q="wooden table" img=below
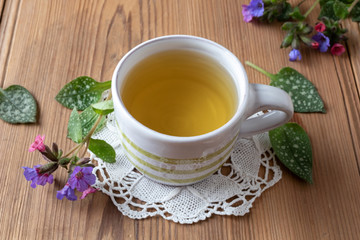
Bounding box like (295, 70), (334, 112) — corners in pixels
(1, 0), (359, 239)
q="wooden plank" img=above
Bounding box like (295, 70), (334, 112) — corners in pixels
(344, 20), (360, 97)
(0, 0), (21, 87)
(342, 20), (360, 168)
(0, 0), (359, 239)
(0, 0), (5, 20)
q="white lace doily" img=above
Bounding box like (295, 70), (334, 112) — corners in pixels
(90, 114), (282, 224)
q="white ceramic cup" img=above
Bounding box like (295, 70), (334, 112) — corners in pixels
(112, 35), (293, 186)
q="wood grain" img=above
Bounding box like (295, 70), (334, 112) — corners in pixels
(0, 0), (359, 239)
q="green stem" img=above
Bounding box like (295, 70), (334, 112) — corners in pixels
(79, 91), (112, 158)
(303, 0), (320, 18)
(348, 0), (359, 13)
(91, 80), (112, 92)
(63, 144), (81, 158)
(245, 61), (275, 79)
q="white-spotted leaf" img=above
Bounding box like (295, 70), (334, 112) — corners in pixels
(67, 107), (82, 143)
(79, 106), (106, 137)
(55, 76), (111, 110)
(269, 123), (313, 183)
(0, 85), (37, 123)
(89, 138), (116, 163)
(245, 62), (325, 113)
(91, 100), (114, 115)
(271, 68), (325, 113)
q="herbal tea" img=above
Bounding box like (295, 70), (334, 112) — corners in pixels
(121, 50), (237, 137)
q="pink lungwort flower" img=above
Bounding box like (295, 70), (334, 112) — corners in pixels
(68, 166), (96, 192)
(242, 0), (264, 22)
(311, 42), (319, 49)
(315, 22), (326, 32)
(57, 184), (77, 201)
(80, 187), (97, 199)
(22, 165), (54, 188)
(29, 135), (46, 152)
(330, 43), (346, 56)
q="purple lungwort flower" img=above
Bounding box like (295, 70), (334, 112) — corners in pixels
(68, 166), (96, 192)
(57, 184), (77, 201)
(22, 165), (54, 188)
(289, 49), (302, 62)
(242, 0), (264, 22)
(312, 32), (330, 53)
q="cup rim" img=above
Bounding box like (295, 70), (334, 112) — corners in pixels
(111, 35), (249, 143)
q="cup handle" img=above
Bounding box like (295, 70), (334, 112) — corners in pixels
(238, 83), (294, 138)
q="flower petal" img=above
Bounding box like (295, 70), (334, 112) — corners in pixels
(76, 180), (89, 192)
(80, 187), (97, 199)
(66, 187), (77, 201)
(81, 167), (93, 175)
(68, 176), (77, 189)
(83, 173), (96, 186)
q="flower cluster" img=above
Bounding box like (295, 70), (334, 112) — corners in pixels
(23, 135), (97, 201)
(242, 0), (264, 22)
(241, 0), (358, 61)
(57, 166), (96, 201)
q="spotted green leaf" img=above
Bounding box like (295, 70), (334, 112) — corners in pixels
(79, 106), (106, 137)
(318, 1), (340, 20)
(0, 85), (37, 123)
(67, 107), (82, 143)
(276, 2), (293, 21)
(89, 138), (116, 163)
(269, 123), (313, 183)
(91, 100), (114, 115)
(333, 0), (348, 19)
(270, 67), (325, 113)
(245, 62), (325, 113)
(55, 76), (111, 110)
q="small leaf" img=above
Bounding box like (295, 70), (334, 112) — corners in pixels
(350, 2), (360, 22)
(67, 107), (83, 143)
(79, 106), (106, 137)
(55, 76), (111, 110)
(52, 143), (59, 156)
(76, 157), (91, 165)
(89, 138), (116, 163)
(318, 1), (340, 20)
(38, 162), (58, 175)
(58, 149), (63, 158)
(333, 0), (349, 19)
(299, 35), (313, 46)
(276, 2), (293, 21)
(41, 153), (53, 162)
(59, 158), (71, 167)
(281, 32), (294, 48)
(289, 7), (305, 21)
(0, 85), (37, 123)
(281, 22), (295, 31)
(91, 100), (114, 115)
(271, 67), (326, 113)
(291, 35), (300, 49)
(269, 123), (313, 183)
(41, 145), (58, 162)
